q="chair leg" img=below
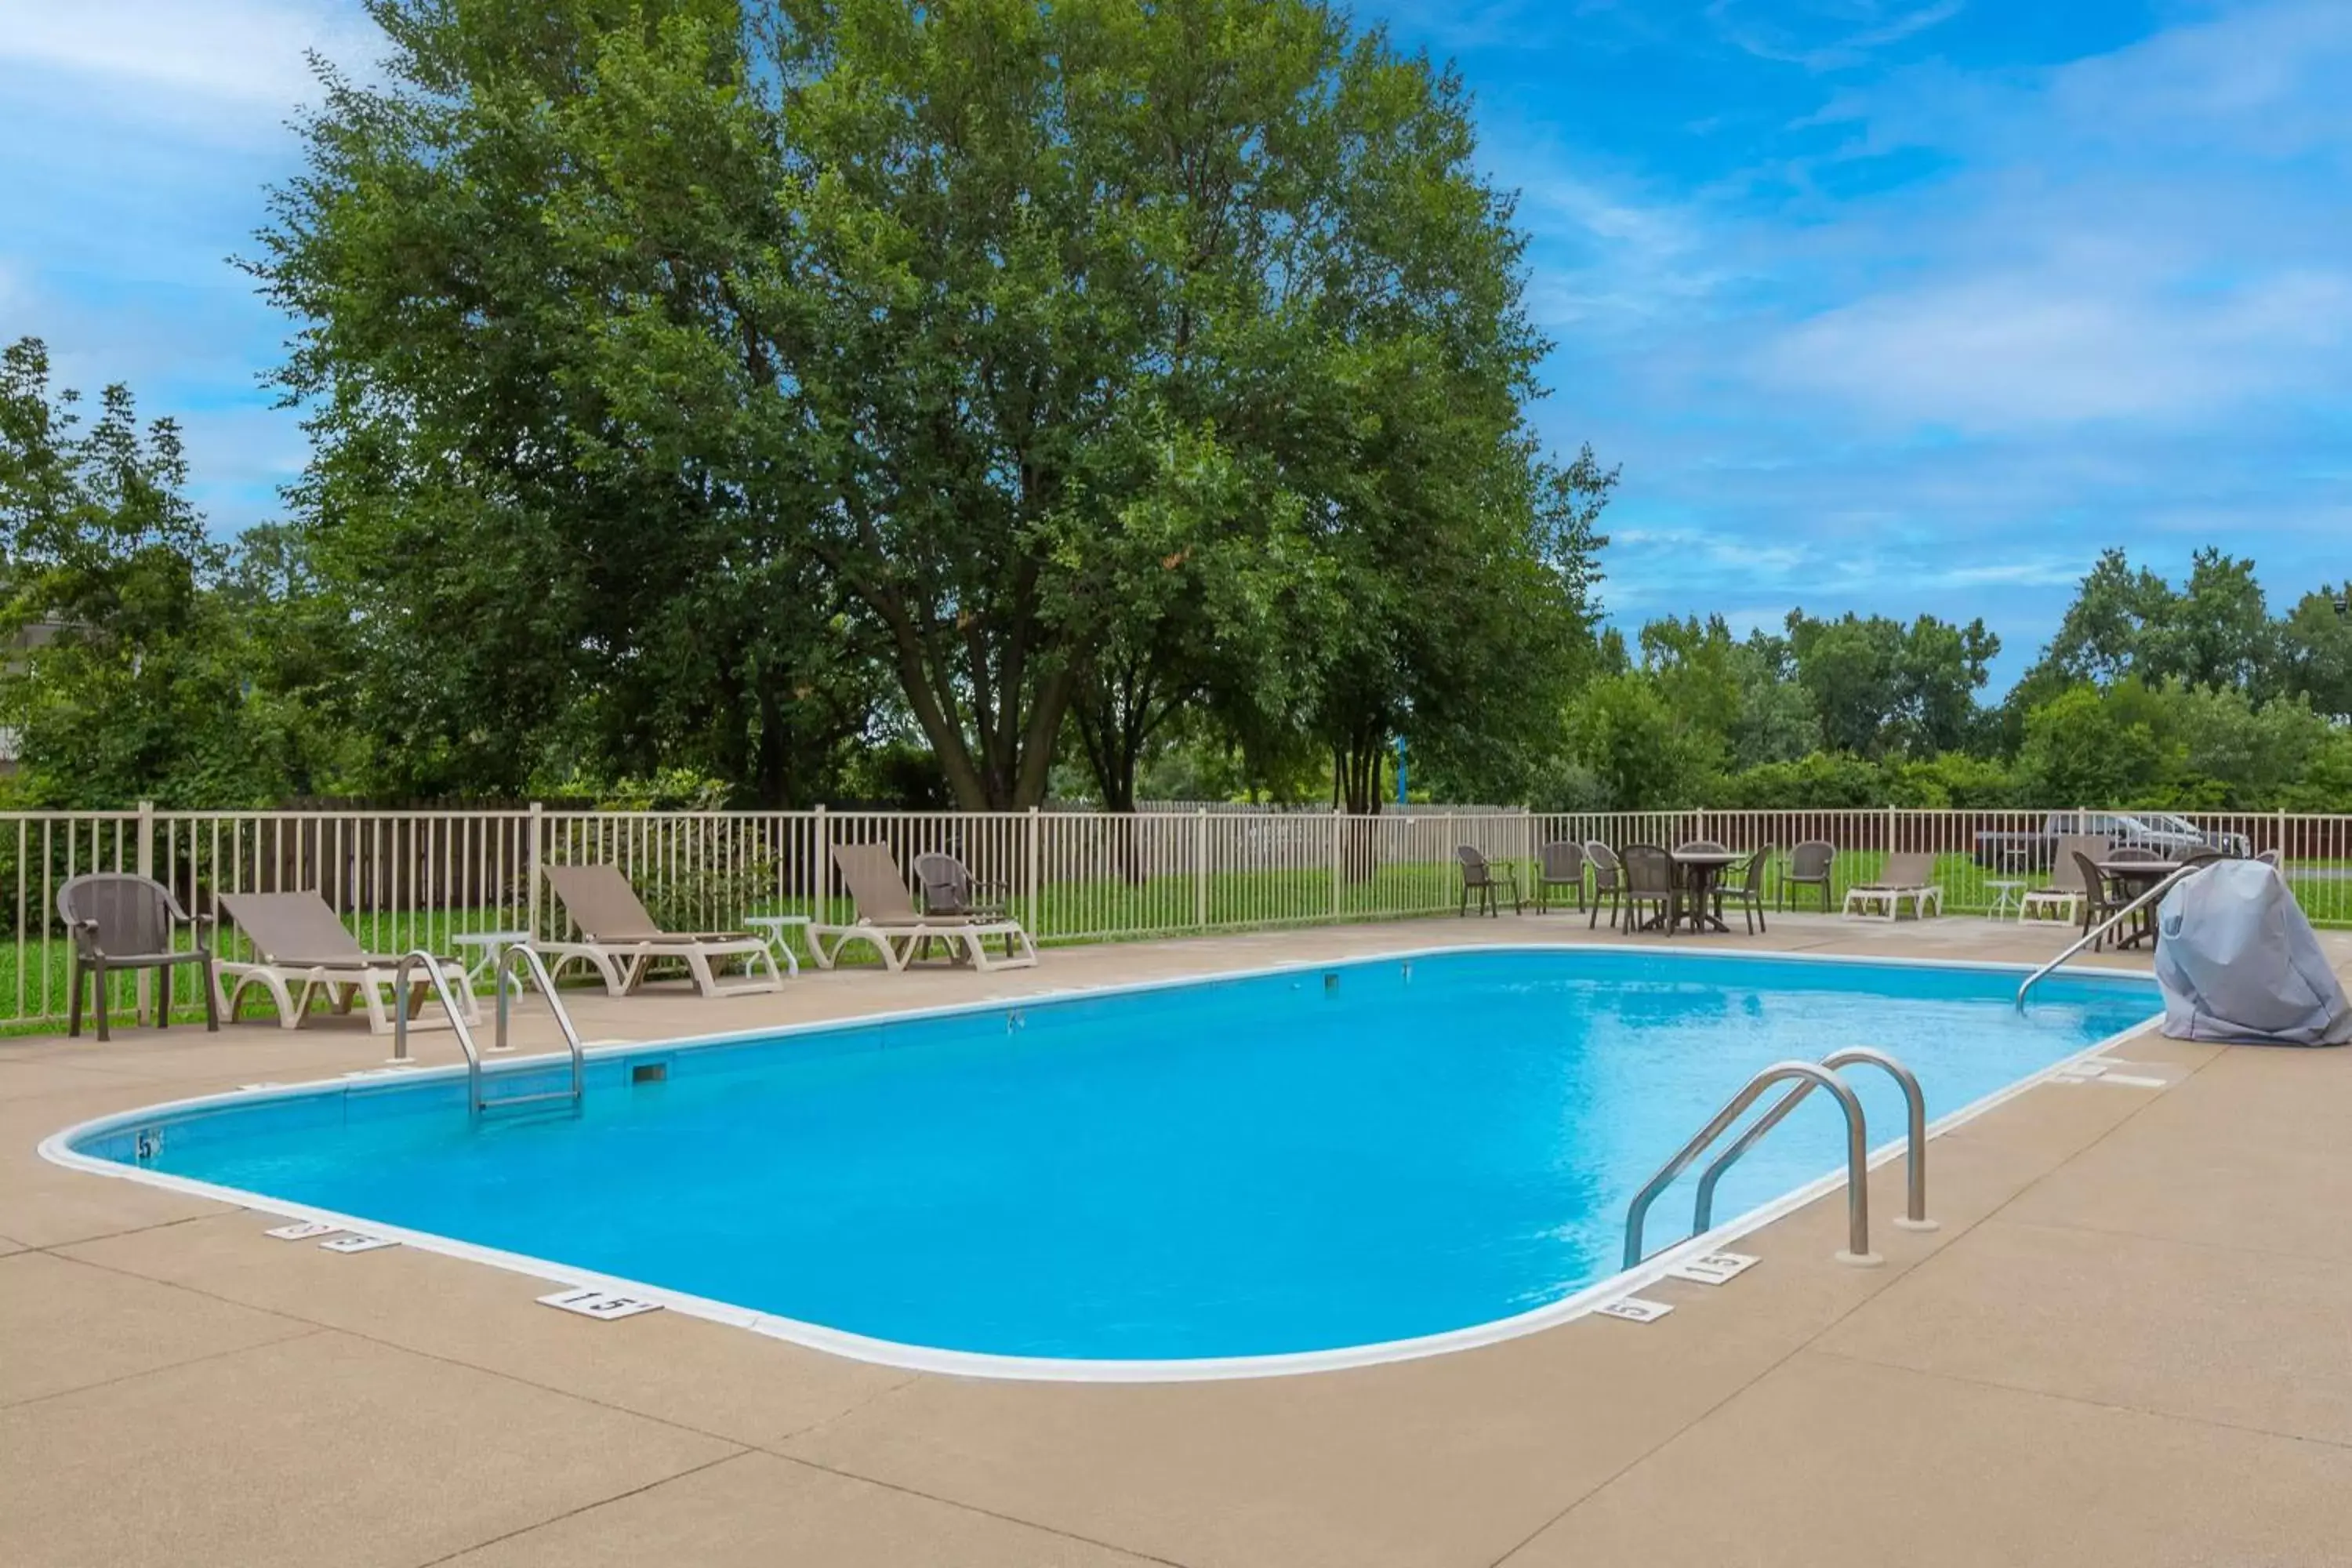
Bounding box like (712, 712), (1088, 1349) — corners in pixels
(67, 957), (84, 1038)
(158, 963), (172, 1029)
(94, 959), (111, 1043)
(201, 957), (220, 1031)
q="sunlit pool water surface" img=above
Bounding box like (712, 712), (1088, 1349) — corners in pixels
(71, 948), (2155, 1364)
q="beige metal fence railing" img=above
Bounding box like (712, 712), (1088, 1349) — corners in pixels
(2, 804), (2341, 1031)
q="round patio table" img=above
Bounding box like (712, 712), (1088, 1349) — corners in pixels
(1670, 849), (1747, 934)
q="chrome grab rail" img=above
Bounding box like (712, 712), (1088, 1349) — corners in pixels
(1624, 1061), (1878, 1270)
(491, 943), (584, 1112)
(1693, 1047), (1935, 1236)
(393, 946), (583, 1116)
(2015, 860), (2205, 1011)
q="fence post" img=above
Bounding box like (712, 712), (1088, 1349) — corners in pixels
(136, 800), (154, 1022)
(1195, 808), (1209, 932)
(1886, 803), (1896, 855)
(2276, 808), (2287, 861)
(813, 804), (830, 922)
(1026, 806), (1041, 938)
(526, 801), (543, 939)
(1331, 808), (1343, 919)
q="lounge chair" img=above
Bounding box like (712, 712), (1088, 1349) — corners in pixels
(58, 873), (220, 1042)
(1534, 841), (1585, 913)
(2020, 833), (2111, 925)
(1618, 844), (1679, 934)
(535, 865), (784, 997)
(913, 851), (1013, 924)
(1584, 840), (1624, 929)
(1781, 840), (1835, 912)
(1456, 846), (1523, 916)
(811, 842), (1038, 971)
(1714, 844), (1773, 935)
(215, 891), (476, 1034)
(1843, 853), (1944, 921)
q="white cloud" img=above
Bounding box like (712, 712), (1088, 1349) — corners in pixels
(1708, 0), (1966, 73)
(0, 0), (375, 107)
(1758, 267), (2352, 430)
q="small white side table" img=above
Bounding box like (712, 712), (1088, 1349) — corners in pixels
(1984, 880), (2025, 921)
(743, 915), (809, 977)
(452, 930), (534, 993)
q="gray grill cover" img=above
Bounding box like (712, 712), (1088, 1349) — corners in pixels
(2154, 861), (2350, 1047)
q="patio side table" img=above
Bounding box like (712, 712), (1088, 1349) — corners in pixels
(743, 914), (808, 978)
(452, 930), (534, 996)
(1984, 880), (2025, 921)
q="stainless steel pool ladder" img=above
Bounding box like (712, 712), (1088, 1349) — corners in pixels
(1622, 1047), (1934, 1271)
(392, 946), (585, 1116)
(2015, 860), (2204, 1012)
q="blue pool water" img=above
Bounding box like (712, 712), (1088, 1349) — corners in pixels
(73, 949), (2155, 1363)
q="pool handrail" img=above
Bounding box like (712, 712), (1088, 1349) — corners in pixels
(1624, 1060), (1877, 1270)
(2015, 858), (2205, 1011)
(1691, 1047), (1934, 1236)
(491, 942), (586, 1112)
(392, 947), (583, 1116)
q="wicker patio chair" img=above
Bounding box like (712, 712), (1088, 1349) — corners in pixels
(1618, 844), (1679, 935)
(1534, 840), (1585, 913)
(1457, 846), (1523, 917)
(57, 873), (219, 1042)
(1781, 840), (1835, 912)
(1715, 844), (1774, 935)
(1584, 840), (1624, 930)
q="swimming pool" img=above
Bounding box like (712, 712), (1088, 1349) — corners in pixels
(51, 947), (2157, 1377)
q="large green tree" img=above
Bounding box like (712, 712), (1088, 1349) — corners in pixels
(258, 0), (1598, 811)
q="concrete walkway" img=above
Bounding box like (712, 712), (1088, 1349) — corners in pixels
(4, 913), (2350, 1566)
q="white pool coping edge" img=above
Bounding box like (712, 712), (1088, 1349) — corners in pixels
(38, 940), (2165, 1383)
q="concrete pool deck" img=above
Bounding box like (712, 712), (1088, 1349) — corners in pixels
(4, 912), (2350, 1566)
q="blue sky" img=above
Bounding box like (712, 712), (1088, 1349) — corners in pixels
(2, 1), (2344, 689)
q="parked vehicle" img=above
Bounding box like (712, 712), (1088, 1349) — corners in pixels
(1973, 811), (2252, 869)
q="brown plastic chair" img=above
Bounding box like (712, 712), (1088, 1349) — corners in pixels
(2072, 850), (2130, 951)
(1781, 840), (1835, 912)
(1715, 844), (1774, 935)
(1457, 847), (1523, 917)
(913, 851), (1012, 923)
(57, 873), (218, 1042)
(1583, 840), (1624, 929)
(1619, 844), (1679, 935)
(1534, 841), (1585, 913)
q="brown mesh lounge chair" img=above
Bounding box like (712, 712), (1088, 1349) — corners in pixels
(1534, 841), (1585, 913)
(537, 865), (784, 997)
(1456, 847), (1523, 916)
(913, 851), (1013, 924)
(1715, 844), (1774, 935)
(2020, 833), (2111, 925)
(1618, 844), (1679, 934)
(1584, 840), (1624, 929)
(58, 873), (219, 1042)
(216, 891), (477, 1034)
(1780, 840), (1835, 912)
(811, 843), (1037, 971)
(1843, 853), (1943, 920)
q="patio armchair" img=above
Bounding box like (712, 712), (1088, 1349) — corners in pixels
(1584, 840), (1624, 930)
(913, 851), (1013, 924)
(1456, 847), (1523, 917)
(1617, 844), (1680, 935)
(57, 873), (219, 1042)
(2072, 849), (2132, 952)
(1534, 840), (1586, 913)
(1714, 844), (1774, 936)
(1780, 840), (1835, 912)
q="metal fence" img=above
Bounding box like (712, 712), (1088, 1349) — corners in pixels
(7, 803), (2344, 1031)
